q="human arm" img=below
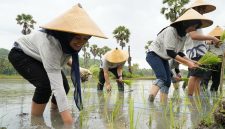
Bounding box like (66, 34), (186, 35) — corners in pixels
(67, 58), (72, 67)
(189, 31), (220, 45)
(39, 42), (73, 125)
(103, 68), (111, 92)
(167, 50), (198, 68)
(117, 65), (123, 82)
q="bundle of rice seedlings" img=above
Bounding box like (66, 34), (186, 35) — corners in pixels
(220, 30), (225, 43)
(181, 78), (189, 84)
(122, 80), (132, 86)
(198, 52), (222, 66)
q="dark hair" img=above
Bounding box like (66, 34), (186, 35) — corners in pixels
(171, 20), (202, 37)
(41, 29), (74, 44)
(40, 29), (76, 53)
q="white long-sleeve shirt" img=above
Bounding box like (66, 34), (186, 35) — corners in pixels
(16, 31), (71, 112)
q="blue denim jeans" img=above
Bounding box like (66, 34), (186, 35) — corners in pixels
(146, 51), (171, 94)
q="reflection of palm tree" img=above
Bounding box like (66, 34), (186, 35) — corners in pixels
(16, 13), (36, 35)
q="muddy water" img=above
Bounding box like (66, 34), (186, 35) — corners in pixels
(0, 79), (224, 129)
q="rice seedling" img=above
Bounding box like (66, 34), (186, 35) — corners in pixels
(220, 30), (225, 42)
(129, 98), (134, 129)
(181, 78), (189, 84)
(122, 80), (132, 86)
(198, 52), (222, 66)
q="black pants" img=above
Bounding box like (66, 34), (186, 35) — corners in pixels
(210, 63), (222, 91)
(8, 47), (70, 104)
(97, 68), (124, 91)
(201, 63), (222, 91)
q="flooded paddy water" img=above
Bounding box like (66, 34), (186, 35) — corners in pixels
(0, 79), (224, 129)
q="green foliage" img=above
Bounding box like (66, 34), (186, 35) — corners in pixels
(220, 30), (225, 42)
(122, 80), (132, 86)
(198, 52), (222, 65)
(161, 0), (190, 22)
(0, 48), (9, 57)
(89, 65), (100, 79)
(16, 13), (36, 35)
(113, 26), (130, 49)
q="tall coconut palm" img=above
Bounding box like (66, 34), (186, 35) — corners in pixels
(16, 13), (36, 35)
(90, 44), (99, 64)
(102, 46), (111, 55)
(82, 42), (90, 68)
(161, 0), (189, 22)
(113, 26), (130, 50)
(97, 48), (104, 62)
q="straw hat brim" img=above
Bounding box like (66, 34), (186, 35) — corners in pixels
(188, 0), (216, 14)
(208, 26), (224, 37)
(190, 4), (216, 14)
(170, 9), (213, 29)
(40, 4), (107, 39)
(105, 49), (129, 63)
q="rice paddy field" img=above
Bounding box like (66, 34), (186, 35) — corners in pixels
(0, 79), (224, 129)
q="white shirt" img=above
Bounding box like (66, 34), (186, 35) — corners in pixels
(148, 26), (186, 60)
(185, 29), (207, 59)
(16, 31), (71, 112)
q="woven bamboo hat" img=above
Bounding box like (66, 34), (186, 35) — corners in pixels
(104, 48), (128, 63)
(40, 3), (107, 39)
(188, 0), (216, 14)
(170, 9), (213, 28)
(208, 26), (224, 37)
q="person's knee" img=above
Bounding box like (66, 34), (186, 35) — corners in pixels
(33, 87), (52, 104)
(160, 86), (169, 94)
(154, 79), (164, 89)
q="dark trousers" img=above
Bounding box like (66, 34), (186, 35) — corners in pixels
(8, 47), (70, 105)
(201, 63), (222, 91)
(97, 68), (124, 91)
(210, 63), (222, 91)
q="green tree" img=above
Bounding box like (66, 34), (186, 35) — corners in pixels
(16, 13), (36, 35)
(90, 44), (99, 64)
(82, 42), (90, 68)
(161, 0), (190, 22)
(113, 26), (130, 50)
(97, 48), (104, 61)
(102, 46), (111, 55)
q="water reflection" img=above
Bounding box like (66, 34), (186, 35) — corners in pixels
(0, 79), (224, 129)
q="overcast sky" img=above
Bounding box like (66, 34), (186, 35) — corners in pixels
(0, 0), (225, 68)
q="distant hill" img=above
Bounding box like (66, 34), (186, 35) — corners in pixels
(0, 48), (9, 58)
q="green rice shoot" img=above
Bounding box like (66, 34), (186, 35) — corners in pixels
(220, 30), (225, 43)
(122, 80), (132, 86)
(198, 52), (222, 65)
(181, 78), (189, 84)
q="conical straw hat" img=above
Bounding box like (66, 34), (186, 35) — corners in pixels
(40, 3), (107, 39)
(171, 9), (213, 28)
(104, 48), (128, 63)
(208, 26), (224, 37)
(189, 0), (216, 14)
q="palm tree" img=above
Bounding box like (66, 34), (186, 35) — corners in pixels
(97, 48), (104, 62)
(90, 44), (99, 64)
(113, 26), (130, 50)
(16, 13), (36, 35)
(102, 46), (111, 55)
(82, 42), (90, 68)
(144, 40), (153, 53)
(161, 0), (190, 22)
